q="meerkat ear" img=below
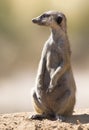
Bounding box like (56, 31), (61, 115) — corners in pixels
(56, 15), (63, 25)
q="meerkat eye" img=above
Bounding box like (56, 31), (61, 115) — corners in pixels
(41, 14), (46, 18)
(41, 14), (50, 19)
(45, 14), (50, 17)
(56, 16), (63, 25)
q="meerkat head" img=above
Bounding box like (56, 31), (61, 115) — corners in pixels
(32, 11), (67, 32)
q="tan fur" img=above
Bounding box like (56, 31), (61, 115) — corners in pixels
(31, 11), (76, 119)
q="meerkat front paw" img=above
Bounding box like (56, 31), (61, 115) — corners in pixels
(46, 84), (54, 93)
(46, 78), (57, 93)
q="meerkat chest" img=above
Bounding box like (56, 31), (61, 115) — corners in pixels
(46, 43), (63, 69)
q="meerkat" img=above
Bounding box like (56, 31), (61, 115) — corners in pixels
(31, 11), (76, 121)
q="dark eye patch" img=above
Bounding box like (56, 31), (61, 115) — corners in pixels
(41, 14), (50, 19)
(56, 16), (63, 25)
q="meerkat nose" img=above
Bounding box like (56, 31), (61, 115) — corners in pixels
(32, 18), (37, 23)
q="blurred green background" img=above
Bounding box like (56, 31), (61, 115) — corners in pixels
(0, 0), (89, 113)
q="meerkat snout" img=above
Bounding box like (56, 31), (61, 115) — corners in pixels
(32, 13), (51, 26)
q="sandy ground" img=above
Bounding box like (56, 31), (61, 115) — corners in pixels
(0, 109), (89, 130)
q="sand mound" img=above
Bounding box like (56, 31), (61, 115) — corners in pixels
(0, 109), (89, 130)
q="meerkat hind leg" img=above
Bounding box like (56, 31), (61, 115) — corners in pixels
(30, 112), (56, 120)
(31, 112), (56, 120)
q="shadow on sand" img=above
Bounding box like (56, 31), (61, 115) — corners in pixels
(30, 113), (89, 124)
(66, 114), (89, 124)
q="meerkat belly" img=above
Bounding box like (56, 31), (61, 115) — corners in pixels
(47, 75), (69, 99)
(43, 76), (71, 112)
(40, 79), (69, 111)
